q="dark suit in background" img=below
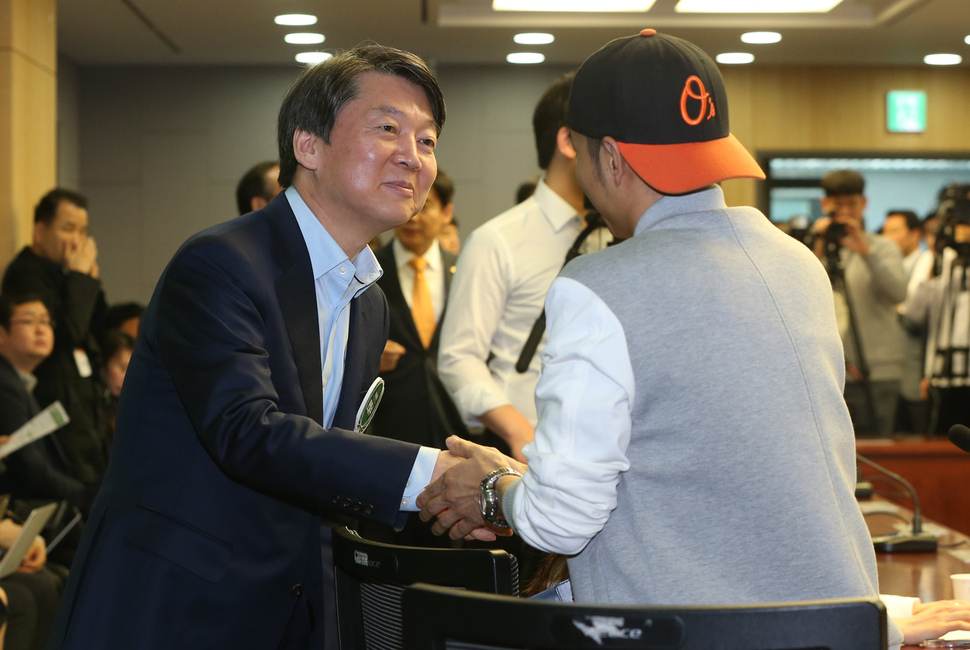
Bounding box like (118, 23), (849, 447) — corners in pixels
(48, 194), (422, 649)
(0, 356), (93, 518)
(371, 241), (468, 449)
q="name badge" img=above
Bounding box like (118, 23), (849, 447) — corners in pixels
(355, 377), (385, 433)
(73, 348), (93, 378)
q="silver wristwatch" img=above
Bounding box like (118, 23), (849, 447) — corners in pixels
(479, 467), (523, 528)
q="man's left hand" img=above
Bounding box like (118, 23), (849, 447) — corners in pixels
(418, 436), (526, 540)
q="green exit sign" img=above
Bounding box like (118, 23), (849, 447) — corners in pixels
(887, 90), (927, 133)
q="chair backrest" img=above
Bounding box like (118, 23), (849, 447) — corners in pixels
(332, 526), (519, 650)
(401, 583), (887, 650)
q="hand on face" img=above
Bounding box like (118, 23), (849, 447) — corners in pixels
(65, 235), (99, 276)
(419, 436), (527, 541)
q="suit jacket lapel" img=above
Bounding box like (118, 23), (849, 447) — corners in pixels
(268, 195), (325, 426)
(332, 288), (384, 430)
(376, 244), (423, 350)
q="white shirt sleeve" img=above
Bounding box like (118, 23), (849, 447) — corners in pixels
(437, 227), (516, 422)
(400, 446), (440, 511)
(504, 276), (635, 555)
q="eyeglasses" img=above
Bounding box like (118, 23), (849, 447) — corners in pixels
(9, 317), (55, 329)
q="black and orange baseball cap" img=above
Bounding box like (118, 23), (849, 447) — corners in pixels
(567, 29), (765, 195)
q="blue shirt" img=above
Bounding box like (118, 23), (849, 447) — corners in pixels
(285, 186), (436, 510)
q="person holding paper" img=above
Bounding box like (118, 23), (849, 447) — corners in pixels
(0, 293), (93, 517)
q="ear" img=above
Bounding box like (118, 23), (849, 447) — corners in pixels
(442, 203), (455, 224)
(556, 126), (576, 161)
(292, 129), (322, 172)
(601, 137), (627, 188)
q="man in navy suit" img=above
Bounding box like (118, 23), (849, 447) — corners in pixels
(49, 44), (476, 649)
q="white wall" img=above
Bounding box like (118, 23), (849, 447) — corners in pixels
(73, 63), (573, 305)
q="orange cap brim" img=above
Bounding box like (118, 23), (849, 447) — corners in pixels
(617, 134), (765, 195)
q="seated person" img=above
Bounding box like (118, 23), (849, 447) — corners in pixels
(0, 516), (64, 650)
(0, 294), (96, 516)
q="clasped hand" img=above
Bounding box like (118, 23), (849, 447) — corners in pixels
(419, 436), (527, 542)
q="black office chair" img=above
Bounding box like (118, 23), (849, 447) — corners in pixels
(332, 526), (519, 650)
(401, 583), (887, 650)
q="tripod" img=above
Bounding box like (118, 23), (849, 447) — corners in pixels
(927, 247), (970, 433)
(825, 238), (879, 435)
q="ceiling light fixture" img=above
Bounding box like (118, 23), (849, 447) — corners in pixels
(676, 0), (841, 12)
(514, 33), (555, 45)
(716, 52), (755, 64)
(507, 52), (545, 64)
(296, 52), (332, 65)
(285, 33), (325, 45)
(964, 35), (970, 45)
(495, 0), (655, 11)
(741, 31), (782, 44)
(924, 53), (962, 66)
(275, 14), (318, 26)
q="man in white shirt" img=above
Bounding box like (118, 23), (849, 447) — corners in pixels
(883, 209), (934, 431)
(437, 74), (598, 462)
(421, 28), (899, 647)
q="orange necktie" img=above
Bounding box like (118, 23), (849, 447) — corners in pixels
(409, 257), (435, 348)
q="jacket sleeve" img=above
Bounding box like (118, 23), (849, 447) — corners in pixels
(155, 237), (419, 526)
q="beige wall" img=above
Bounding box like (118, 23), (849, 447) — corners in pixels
(61, 62), (970, 304)
(0, 0), (57, 269)
(720, 65), (970, 208)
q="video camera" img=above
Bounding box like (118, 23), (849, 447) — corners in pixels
(933, 183), (970, 260)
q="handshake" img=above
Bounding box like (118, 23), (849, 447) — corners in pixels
(418, 436), (528, 542)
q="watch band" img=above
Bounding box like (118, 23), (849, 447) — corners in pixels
(479, 467), (523, 528)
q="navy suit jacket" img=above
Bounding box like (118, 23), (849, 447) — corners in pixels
(371, 242), (468, 448)
(49, 194), (421, 649)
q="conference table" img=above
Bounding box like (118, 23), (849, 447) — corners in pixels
(865, 500), (970, 649)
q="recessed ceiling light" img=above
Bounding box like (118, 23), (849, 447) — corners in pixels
(716, 52), (755, 64)
(296, 52), (333, 65)
(514, 32), (555, 45)
(676, 0), (841, 11)
(495, 0), (655, 11)
(964, 35), (970, 45)
(924, 53), (962, 66)
(507, 52), (545, 64)
(741, 31), (781, 44)
(275, 14), (318, 26)
(285, 33), (325, 45)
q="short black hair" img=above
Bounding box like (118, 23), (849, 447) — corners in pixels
(103, 302), (145, 333)
(0, 292), (49, 330)
(516, 178), (538, 204)
(532, 73), (574, 170)
(431, 170), (454, 207)
(277, 43), (445, 188)
(101, 330), (136, 363)
(236, 161), (279, 215)
(34, 189), (88, 226)
(821, 169), (865, 197)
(886, 209), (921, 232)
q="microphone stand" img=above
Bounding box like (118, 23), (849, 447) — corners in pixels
(858, 454), (938, 553)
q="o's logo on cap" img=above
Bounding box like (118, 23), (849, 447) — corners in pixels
(680, 75), (716, 126)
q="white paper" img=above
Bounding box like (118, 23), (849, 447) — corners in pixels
(0, 401), (70, 458)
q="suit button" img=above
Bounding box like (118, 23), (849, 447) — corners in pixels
(291, 584), (303, 597)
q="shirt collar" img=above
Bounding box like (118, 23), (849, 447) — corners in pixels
(392, 237), (442, 272)
(15, 367), (37, 394)
(533, 179), (581, 233)
(284, 185), (382, 289)
(634, 185), (724, 237)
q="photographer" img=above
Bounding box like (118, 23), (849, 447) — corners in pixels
(811, 169), (907, 436)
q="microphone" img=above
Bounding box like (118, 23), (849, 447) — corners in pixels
(858, 454), (938, 553)
(948, 424), (970, 453)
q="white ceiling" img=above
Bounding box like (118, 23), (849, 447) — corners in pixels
(57, 0), (969, 68)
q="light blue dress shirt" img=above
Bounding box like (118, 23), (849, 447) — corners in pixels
(285, 187), (436, 511)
